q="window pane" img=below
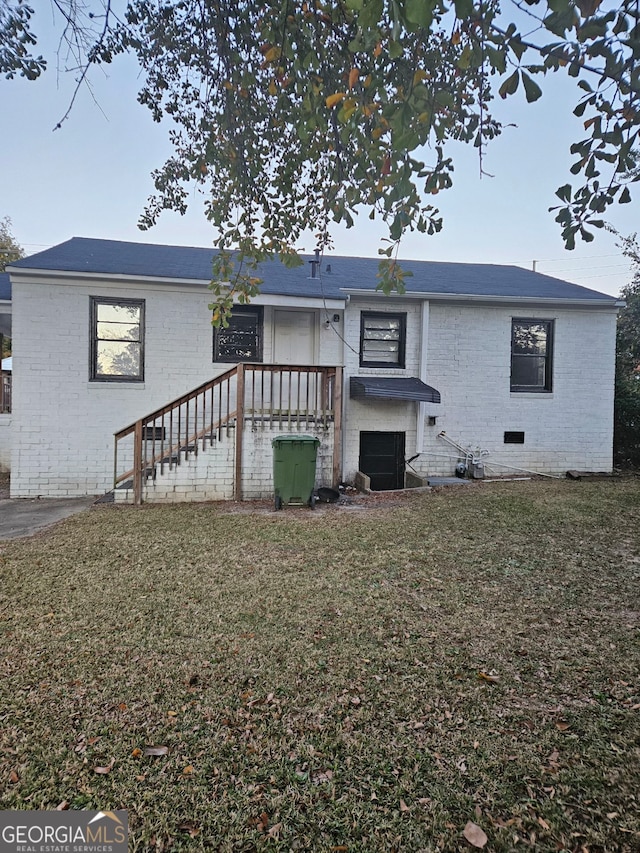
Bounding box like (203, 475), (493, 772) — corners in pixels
(511, 355), (546, 388)
(365, 318), (401, 333)
(215, 310), (261, 361)
(363, 340), (400, 360)
(97, 321), (141, 342)
(512, 322), (548, 355)
(365, 328), (401, 341)
(96, 341), (141, 377)
(361, 313), (405, 366)
(97, 303), (141, 324)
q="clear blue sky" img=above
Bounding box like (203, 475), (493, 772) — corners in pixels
(1, 7), (637, 298)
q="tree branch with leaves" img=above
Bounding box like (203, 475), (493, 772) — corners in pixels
(3, 0), (640, 311)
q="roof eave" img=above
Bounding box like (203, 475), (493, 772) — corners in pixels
(341, 287), (621, 308)
(6, 267), (346, 308)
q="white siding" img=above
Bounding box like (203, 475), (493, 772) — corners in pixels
(339, 300), (616, 481)
(10, 277), (343, 497)
(9, 273), (617, 498)
(115, 423), (335, 503)
(0, 414), (10, 472)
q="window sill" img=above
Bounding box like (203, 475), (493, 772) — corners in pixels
(87, 381), (146, 389)
(510, 390), (553, 397)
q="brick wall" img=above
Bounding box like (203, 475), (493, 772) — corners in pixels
(0, 414), (10, 472)
(10, 273), (617, 498)
(115, 422), (334, 503)
(11, 279), (229, 497)
(340, 299), (617, 482)
(9, 274), (340, 498)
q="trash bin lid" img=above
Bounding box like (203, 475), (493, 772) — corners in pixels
(272, 434), (320, 446)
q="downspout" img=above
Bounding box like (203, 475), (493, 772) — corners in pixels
(416, 300), (430, 453)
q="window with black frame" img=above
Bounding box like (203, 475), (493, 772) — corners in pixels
(213, 306), (263, 363)
(510, 319), (554, 392)
(90, 297), (144, 381)
(360, 312), (406, 368)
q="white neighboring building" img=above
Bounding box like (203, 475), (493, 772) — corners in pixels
(0, 273), (11, 470)
(6, 237), (620, 500)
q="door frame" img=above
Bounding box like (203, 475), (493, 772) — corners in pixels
(272, 308), (318, 365)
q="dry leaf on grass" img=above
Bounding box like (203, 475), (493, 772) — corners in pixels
(311, 769), (333, 784)
(478, 671), (500, 684)
(144, 745), (169, 757)
(9, 770), (19, 783)
(178, 821), (200, 838)
(56, 801), (69, 811)
(463, 820), (488, 848)
(93, 759), (115, 775)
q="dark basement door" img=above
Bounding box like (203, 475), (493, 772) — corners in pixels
(359, 431), (405, 491)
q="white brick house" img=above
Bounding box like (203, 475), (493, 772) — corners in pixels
(5, 238), (620, 501)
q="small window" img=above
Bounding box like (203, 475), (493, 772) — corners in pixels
(511, 319), (553, 392)
(360, 312), (406, 368)
(214, 306), (263, 363)
(504, 431), (525, 444)
(90, 297), (144, 381)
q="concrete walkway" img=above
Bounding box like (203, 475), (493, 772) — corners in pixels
(0, 496), (96, 540)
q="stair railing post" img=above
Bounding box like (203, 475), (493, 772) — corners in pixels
(332, 367), (343, 488)
(133, 419), (144, 505)
(234, 364), (245, 501)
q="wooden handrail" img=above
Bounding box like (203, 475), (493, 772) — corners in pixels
(114, 364), (341, 504)
(114, 365), (239, 440)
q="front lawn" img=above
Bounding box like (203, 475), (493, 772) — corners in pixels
(1, 479), (639, 852)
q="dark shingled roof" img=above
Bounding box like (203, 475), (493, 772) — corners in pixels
(0, 272), (11, 301)
(9, 236), (618, 303)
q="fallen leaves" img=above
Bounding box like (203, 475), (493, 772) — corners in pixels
(544, 749), (561, 773)
(178, 821), (200, 838)
(93, 758), (115, 775)
(463, 820), (488, 848)
(311, 768), (334, 784)
(144, 745), (169, 757)
(478, 670), (500, 684)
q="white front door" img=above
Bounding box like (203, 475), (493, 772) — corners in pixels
(274, 310), (316, 365)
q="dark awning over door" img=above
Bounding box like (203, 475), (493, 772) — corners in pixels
(350, 376), (441, 403)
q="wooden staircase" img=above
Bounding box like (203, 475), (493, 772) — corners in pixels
(113, 364), (342, 504)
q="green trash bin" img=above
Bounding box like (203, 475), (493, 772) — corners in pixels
(272, 434), (320, 510)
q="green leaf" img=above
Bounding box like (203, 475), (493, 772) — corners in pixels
(359, 0), (384, 28)
(405, 0), (435, 28)
(454, 0), (474, 19)
(544, 8), (577, 37)
(388, 38), (403, 59)
(521, 72), (542, 103)
(509, 37), (528, 62)
(498, 70), (520, 100)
